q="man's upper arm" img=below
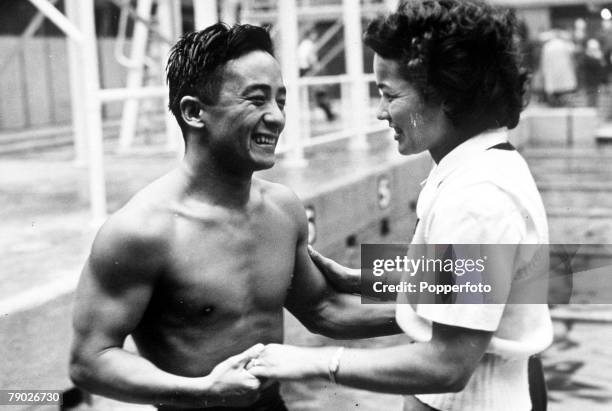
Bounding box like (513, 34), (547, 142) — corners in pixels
(274, 185), (399, 338)
(279, 190), (331, 317)
(71, 214), (164, 358)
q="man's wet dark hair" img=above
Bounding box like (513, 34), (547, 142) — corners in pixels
(364, 0), (528, 134)
(166, 23), (274, 127)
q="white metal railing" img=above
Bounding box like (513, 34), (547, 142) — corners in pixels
(27, 0), (84, 43)
(276, 73), (387, 155)
(270, 0), (387, 164)
(0, 0), (59, 76)
(242, 0), (389, 22)
(17, 0), (392, 222)
(244, 0), (385, 9)
(303, 22), (343, 76)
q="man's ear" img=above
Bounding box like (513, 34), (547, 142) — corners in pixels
(179, 96), (206, 129)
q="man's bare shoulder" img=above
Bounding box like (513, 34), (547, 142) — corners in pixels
(255, 178), (305, 220)
(88, 173), (179, 277)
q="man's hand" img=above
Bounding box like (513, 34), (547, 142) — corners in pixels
(308, 246), (361, 294)
(247, 344), (332, 381)
(202, 343), (265, 407)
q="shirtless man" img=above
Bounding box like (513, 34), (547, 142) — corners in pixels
(69, 23), (399, 410)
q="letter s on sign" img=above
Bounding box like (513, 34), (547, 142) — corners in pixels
(305, 205), (316, 245)
(378, 175), (391, 210)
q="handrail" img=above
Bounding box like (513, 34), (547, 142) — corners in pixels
(303, 22), (344, 76)
(0, 0), (60, 76)
(316, 21), (342, 49)
(275, 75), (381, 154)
(276, 118), (387, 155)
(113, 0), (137, 68)
(99, 86), (166, 102)
(309, 41), (344, 77)
(27, 0), (84, 43)
(108, 0), (172, 44)
(112, 0), (157, 69)
(297, 73), (375, 86)
(243, 1), (386, 22)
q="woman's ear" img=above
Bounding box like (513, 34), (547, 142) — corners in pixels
(179, 96), (206, 129)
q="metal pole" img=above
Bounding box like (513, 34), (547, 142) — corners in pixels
(220, 0), (239, 25)
(27, 0), (84, 43)
(340, 81), (352, 132)
(278, 0), (306, 167)
(18, 44), (31, 128)
(172, 0), (183, 37)
(299, 85), (311, 145)
(78, 0), (108, 224)
(170, 0), (184, 158)
(0, 0), (59, 75)
(117, 0), (153, 153)
(343, 0), (368, 150)
(193, 0), (218, 30)
(158, 0), (184, 156)
(65, 0), (88, 166)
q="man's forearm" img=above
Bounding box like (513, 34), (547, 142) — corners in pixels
(306, 293), (402, 339)
(71, 348), (215, 408)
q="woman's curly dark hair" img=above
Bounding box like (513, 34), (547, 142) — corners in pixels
(364, 0), (528, 133)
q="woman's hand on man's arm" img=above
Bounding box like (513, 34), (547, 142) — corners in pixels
(308, 246), (361, 294)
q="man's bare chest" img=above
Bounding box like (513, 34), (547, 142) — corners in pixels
(155, 212), (298, 316)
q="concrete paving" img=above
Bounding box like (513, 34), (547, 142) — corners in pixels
(1, 135), (612, 410)
(525, 146), (612, 410)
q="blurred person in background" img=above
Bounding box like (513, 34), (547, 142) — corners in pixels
(598, 18), (612, 80)
(540, 29), (577, 107)
(517, 20), (545, 104)
(249, 2), (553, 410)
(517, 20), (537, 76)
(582, 38), (607, 107)
(69, 23), (399, 411)
(528, 31), (547, 104)
(298, 28), (337, 121)
(298, 29), (319, 77)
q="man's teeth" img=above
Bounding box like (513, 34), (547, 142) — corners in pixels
(254, 135), (275, 144)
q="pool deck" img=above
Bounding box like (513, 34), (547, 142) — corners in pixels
(1, 134), (612, 410)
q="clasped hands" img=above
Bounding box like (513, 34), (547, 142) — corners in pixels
(206, 247), (355, 405)
(245, 342), (334, 381)
(240, 246), (357, 380)
(239, 246), (358, 380)
(208, 342), (335, 407)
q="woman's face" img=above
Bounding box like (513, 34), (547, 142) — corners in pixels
(374, 53), (451, 160)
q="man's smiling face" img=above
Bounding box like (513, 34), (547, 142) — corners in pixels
(202, 50), (286, 173)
